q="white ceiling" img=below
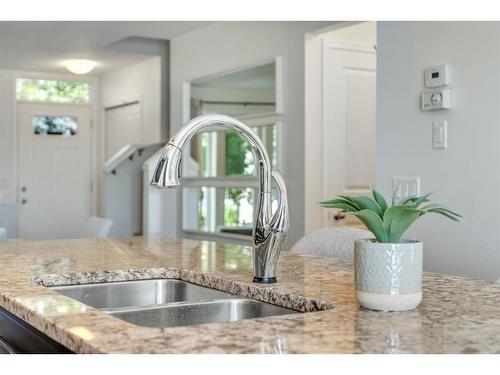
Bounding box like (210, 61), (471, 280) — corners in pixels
(0, 21), (210, 74)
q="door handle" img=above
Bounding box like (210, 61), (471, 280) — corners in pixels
(333, 212), (346, 220)
(21, 186), (27, 192)
(21, 199), (27, 205)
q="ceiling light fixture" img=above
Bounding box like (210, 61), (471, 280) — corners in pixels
(64, 59), (97, 75)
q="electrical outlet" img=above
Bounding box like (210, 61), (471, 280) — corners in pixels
(392, 177), (421, 203)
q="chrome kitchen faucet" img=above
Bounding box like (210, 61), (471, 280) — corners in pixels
(151, 114), (289, 283)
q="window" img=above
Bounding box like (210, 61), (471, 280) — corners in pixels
(183, 185), (280, 236)
(33, 116), (78, 137)
(182, 60), (282, 239)
(183, 187), (255, 235)
(185, 124), (277, 178)
(16, 78), (90, 104)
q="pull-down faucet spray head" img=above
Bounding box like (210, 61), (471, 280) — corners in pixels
(151, 144), (182, 189)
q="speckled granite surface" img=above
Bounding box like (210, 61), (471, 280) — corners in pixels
(0, 236), (499, 353)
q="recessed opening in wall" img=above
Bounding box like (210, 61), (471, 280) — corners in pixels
(181, 58), (283, 240)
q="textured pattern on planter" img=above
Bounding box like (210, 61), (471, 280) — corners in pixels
(355, 240), (423, 294)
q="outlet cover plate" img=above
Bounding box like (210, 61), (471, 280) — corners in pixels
(392, 177), (421, 203)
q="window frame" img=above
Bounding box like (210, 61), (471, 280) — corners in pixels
(15, 76), (92, 106)
(181, 115), (283, 240)
(31, 115), (80, 138)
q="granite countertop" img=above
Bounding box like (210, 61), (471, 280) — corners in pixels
(0, 236), (499, 353)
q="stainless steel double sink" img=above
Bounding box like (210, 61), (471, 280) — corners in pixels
(50, 279), (298, 328)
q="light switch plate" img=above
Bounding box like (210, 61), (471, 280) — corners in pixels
(433, 120), (448, 149)
(392, 177), (421, 203)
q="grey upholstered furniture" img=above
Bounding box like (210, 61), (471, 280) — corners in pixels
(80, 217), (113, 238)
(0, 228), (7, 241)
(291, 227), (372, 262)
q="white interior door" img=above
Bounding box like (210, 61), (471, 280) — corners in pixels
(105, 102), (141, 160)
(18, 103), (92, 240)
(321, 42), (376, 227)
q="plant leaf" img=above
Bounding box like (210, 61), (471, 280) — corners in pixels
(425, 208), (463, 222)
(400, 195), (418, 205)
(421, 204), (463, 218)
(343, 195), (383, 218)
(319, 198), (358, 211)
(383, 206), (424, 243)
(319, 202), (358, 212)
(411, 192), (433, 208)
(372, 188), (388, 213)
(351, 209), (387, 242)
(392, 187), (400, 206)
(337, 195), (362, 210)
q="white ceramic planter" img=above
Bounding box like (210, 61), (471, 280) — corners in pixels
(354, 239), (423, 311)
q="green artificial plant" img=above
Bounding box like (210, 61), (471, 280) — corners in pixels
(320, 189), (462, 243)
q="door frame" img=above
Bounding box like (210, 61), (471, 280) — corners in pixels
(12, 71), (99, 237)
(304, 30), (376, 234)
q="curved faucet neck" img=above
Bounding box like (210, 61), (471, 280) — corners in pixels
(169, 114), (272, 194)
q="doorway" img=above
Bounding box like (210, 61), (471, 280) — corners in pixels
(17, 102), (92, 240)
(304, 22), (377, 233)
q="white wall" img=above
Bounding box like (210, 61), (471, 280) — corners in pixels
(99, 56), (163, 220)
(102, 144), (160, 237)
(0, 70), (16, 237)
(166, 21), (335, 246)
(377, 22), (500, 281)
(320, 21), (376, 46)
(100, 56), (162, 148)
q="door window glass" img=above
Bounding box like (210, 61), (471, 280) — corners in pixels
(32, 116), (78, 137)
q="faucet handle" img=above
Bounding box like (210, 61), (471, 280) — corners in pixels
(269, 170), (289, 234)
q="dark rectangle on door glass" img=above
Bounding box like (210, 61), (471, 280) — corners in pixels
(32, 116), (78, 137)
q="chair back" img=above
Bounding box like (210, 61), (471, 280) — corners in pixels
(291, 226), (372, 262)
(0, 228), (7, 241)
(80, 217), (113, 238)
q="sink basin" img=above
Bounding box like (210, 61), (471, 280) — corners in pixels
(106, 298), (298, 328)
(50, 279), (236, 309)
(49, 279), (300, 328)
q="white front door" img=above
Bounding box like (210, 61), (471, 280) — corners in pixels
(321, 42), (376, 227)
(18, 103), (92, 240)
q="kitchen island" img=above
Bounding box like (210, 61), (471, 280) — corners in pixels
(0, 236), (499, 353)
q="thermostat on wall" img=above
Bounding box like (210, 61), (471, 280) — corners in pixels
(424, 65), (451, 88)
(422, 89), (452, 111)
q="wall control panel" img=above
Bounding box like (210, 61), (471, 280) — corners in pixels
(424, 65), (451, 88)
(422, 89), (451, 111)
